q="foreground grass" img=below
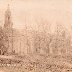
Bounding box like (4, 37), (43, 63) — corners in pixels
(0, 55), (72, 72)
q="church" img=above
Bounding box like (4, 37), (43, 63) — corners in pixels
(3, 5), (34, 55)
(3, 5), (14, 54)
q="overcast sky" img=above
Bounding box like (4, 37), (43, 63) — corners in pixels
(0, 0), (72, 33)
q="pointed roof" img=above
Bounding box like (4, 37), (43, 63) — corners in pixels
(4, 4), (13, 29)
(5, 4), (11, 17)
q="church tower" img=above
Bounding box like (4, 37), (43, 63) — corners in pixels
(4, 4), (13, 53)
(4, 4), (13, 30)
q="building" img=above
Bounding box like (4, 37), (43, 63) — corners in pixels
(3, 5), (13, 54)
(3, 5), (33, 55)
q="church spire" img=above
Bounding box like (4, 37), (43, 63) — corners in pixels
(4, 4), (13, 29)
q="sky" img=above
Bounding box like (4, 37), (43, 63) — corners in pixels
(0, 0), (72, 33)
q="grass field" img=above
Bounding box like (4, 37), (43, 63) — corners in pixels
(0, 55), (72, 72)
